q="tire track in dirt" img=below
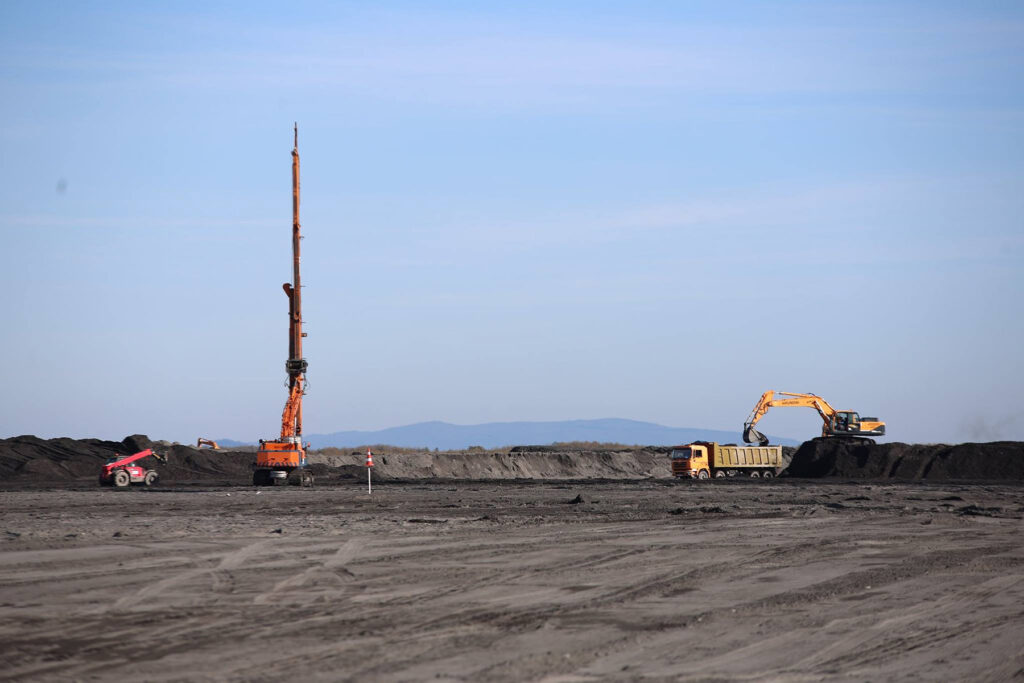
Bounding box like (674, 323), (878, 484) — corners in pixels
(363, 535), (659, 611)
(253, 537), (362, 605)
(789, 572), (1024, 674)
(376, 524), (1001, 679)
(107, 540), (272, 612)
(337, 524), (845, 677)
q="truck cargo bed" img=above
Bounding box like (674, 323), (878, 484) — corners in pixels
(714, 444), (783, 469)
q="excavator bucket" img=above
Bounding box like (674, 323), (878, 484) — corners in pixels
(743, 424), (770, 447)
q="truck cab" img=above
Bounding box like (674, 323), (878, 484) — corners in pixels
(670, 444), (710, 479)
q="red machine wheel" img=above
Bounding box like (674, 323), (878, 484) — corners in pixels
(143, 471), (158, 486)
(113, 470), (130, 487)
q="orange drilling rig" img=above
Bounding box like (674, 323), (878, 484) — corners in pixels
(253, 125), (313, 487)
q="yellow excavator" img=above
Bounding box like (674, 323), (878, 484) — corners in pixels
(743, 391), (885, 446)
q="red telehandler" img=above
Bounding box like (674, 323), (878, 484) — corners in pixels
(99, 449), (167, 488)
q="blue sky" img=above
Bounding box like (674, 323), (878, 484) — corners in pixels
(1, 1), (1022, 444)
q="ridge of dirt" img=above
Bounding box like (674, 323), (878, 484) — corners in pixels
(787, 437), (1024, 479)
(2, 434), (1023, 485)
(309, 448), (672, 480)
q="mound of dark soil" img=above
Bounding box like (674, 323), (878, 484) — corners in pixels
(787, 438), (1024, 479)
(0, 434), (255, 485)
(1, 435), (678, 485)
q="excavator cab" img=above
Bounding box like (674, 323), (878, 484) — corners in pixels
(833, 411), (859, 433)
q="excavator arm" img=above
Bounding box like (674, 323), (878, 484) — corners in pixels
(743, 391), (837, 446)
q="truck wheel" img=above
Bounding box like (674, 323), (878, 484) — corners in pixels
(143, 471), (158, 486)
(762, 470), (774, 479)
(698, 470), (710, 480)
(113, 470), (130, 488)
(749, 471), (761, 478)
(714, 470), (726, 478)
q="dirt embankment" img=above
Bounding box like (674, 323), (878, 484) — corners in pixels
(307, 446), (673, 480)
(788, 437), (1024, 479)
(2, 434), (1023, 484)
(0, 435), (676, 485)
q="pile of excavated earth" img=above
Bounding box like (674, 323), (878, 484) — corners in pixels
(0, 435), (255, 485)
(787, 437), (1024, 479)
(1, 434), (1022, 485)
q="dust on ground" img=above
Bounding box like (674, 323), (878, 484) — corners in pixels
(2, 480), (1023, 681)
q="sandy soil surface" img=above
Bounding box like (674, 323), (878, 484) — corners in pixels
(2, 480), (1023, 682)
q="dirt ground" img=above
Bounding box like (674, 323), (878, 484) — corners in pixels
(2, 479), (1023, 682)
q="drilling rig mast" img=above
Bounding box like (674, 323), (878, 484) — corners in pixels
(254, 125), (313, 487)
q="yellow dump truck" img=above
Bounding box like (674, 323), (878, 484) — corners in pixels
(670, 441), (783, 479)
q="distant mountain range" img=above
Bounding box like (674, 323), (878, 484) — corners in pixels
(217, 418), (798, 450)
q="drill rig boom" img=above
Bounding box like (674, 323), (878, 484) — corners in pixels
(254, 125), (312, 487)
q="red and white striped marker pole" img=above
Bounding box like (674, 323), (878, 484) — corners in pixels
(366, 448), (374, 495)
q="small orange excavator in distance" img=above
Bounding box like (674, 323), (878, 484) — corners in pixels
(99, 449), (166, 488)
(743, 391), (886, 446)
(253, 125), (313, 487)
(196, 438), (219, 449)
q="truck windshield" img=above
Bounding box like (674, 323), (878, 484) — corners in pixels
(670, 449), (691, 460)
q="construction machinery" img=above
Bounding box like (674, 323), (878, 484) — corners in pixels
(99, 449), (166, 487)
(253, 125), (313, 487)
(670, 442), (782, 479)
(743, 391), (885, 446)
(196, 438), (219, 449)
